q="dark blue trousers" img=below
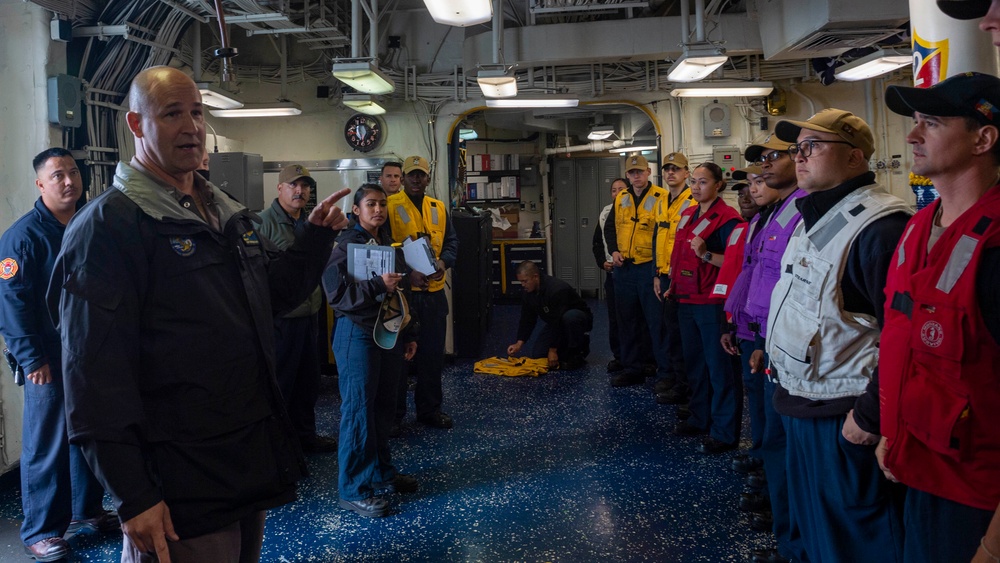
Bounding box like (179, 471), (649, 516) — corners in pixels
(902, 488), (993, 563)
(273, 314), (321, 442)
(333, 318), (402, 500)
(739, 340), (765, 458)
(21, 368), (104, 545)
(660, 278), (687, 394)
(678, 303), (741, 444)
(760, 377), (807, 562)
(524, 309), (593, 359)
(613, 261), (668, 379)
(784, 414), (903, 563)
(604, 273), (621, 362)
(396, 290), (447, 420)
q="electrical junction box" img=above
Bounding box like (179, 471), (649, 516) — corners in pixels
(703, 102), (731, 138)
(208, 152), (265, 211)
(50, 18), (72, 42)
(47, 75), (83, 128)
(712, 147), (741, 181)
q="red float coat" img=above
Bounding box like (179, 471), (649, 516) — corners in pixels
(880, 185), (1000, 510)
(670, 198), (742, 305)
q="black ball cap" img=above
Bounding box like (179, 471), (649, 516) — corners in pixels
(885, 72), (1000, 126)
(937, 0), (990, 19)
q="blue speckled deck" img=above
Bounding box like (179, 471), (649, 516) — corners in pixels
(0, 300), (772, 562)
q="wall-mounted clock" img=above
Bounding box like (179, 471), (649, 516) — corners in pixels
(344, 113), (384, 152)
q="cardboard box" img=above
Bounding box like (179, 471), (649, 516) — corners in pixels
(492, 227), (517, 239)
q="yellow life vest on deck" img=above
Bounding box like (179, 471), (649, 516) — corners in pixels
(387, 191), (448, 292)
(613, 183), (667, 264)
(473, 356), (550, 377)
(653, 186), (696, 275)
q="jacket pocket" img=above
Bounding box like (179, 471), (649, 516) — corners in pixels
(900, 374), (971, 462)
(769, 318), (819, 380)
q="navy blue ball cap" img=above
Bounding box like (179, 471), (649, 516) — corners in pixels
(885, 72), (1000, 126)
(936, 0), (990, 19)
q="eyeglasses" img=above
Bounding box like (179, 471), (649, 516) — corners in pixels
(787, 139), (855, 158)
(754, 151), (787, 164)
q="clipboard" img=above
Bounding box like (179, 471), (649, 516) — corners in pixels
(346, 243), (396, 283)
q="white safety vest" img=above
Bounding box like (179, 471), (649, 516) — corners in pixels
(766, 184), (912, 400)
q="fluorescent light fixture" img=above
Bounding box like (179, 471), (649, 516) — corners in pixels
(196, 82), (244, 109)
(486, 96), (579, 108)
(459, 128), (478, 141)
(209, 101), (302, 118)
(342, 93), (386, 115)
(588, 124), (615, 140)
(834, 49), (912, 82)
(477, 69), (517, 98)
(670, 81), (774, 98)
(422, 0), (492, 27)
(667, 45), (728, 82)
(609, 145), (658, 154)
(331, 61), (395, 95)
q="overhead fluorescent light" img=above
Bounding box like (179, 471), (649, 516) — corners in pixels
(210, 100), (303, 118)
(667, 45), (728, 82)
(459, 128), (478, 141)
(588, 124), (615, 141)
(609, 145), (658, 154)
(486, 96), (579, 108)
(477, 69), (517, 98)
(342, 93), (386, 115)
(422, 0), (492, 27)
(834, 49), (912, 82)
(670, 81), (774, 98)
(196, 82), (244, 109)
(331, 61), (395, 95)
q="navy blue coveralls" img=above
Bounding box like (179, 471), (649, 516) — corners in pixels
(325, 224), (415, 501)
(0, 198), (105, 546)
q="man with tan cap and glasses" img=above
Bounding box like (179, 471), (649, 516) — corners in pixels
(766, 109), (912, 561)
(257, 164), (339, 454)
(603, 154), (670, 388)
(387, 156), (459, 431)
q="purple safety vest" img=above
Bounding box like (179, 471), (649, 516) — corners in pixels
(744, 189), (807, 338)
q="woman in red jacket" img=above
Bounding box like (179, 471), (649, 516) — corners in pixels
(667, 162), (744, 454)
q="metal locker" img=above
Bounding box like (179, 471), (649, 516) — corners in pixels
(552, 159), (578, 287)
(575, 160), (600, 293)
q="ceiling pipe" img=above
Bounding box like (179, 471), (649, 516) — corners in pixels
(280, 35), (288, 99)
(369, 0), (378, 63)
(695, 0), (706, 42)
(680, 0), (690, 44)
(492, 0), (502, 65)
(193, 23), (202, 82)
(542, 140), (626, 156)
(351, 0), (361, 58)
(212, 0), (238, 84)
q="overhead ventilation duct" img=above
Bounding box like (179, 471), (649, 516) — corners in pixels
(757, 0), (908, 61)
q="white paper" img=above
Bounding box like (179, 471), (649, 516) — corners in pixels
(402, 237), (438, 275)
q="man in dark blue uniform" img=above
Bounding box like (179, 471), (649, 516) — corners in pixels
(0, 148), (119, 562)
(506, 261), (593, 370)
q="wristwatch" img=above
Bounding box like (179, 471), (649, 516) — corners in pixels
(702, 251), (713, 263)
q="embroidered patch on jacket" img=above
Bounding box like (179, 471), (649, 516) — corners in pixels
(169, 237), (196, 257)
(242, 231), (261, 246)
(0, 258), (18, 280)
